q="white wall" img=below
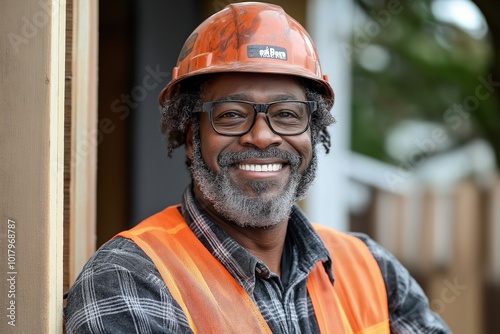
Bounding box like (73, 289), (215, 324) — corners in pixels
(306, 0), (354, 230)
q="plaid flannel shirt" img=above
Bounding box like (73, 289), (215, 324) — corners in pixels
(64, 187), (451, 333)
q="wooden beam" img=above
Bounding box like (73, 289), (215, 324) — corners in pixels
(427, 181), (484, 334)
(66, 0), (98, 288)
(0, 1), (66, 332)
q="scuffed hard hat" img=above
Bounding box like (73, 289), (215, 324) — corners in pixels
(159, 2), (334, 108)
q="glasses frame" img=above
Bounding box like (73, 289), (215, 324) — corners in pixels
(196, 100), (317, 136)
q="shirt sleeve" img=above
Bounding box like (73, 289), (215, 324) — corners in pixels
(63, 237), (193, 334)
(351, 233), (452, 334)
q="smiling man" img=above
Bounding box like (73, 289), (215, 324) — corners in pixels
(190, 74), (315, 230)
(64, 2), (450, 333)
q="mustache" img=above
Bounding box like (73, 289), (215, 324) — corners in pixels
(218, 147), (301, 170)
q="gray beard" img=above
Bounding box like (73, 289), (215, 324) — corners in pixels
(189, 130), (318, 228)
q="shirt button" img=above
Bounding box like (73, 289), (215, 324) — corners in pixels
(256, 264), (270, 278)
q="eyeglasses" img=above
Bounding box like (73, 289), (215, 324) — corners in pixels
(196, 100), (317, 136)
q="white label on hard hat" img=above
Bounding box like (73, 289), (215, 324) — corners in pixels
(247, 45), (288, 61)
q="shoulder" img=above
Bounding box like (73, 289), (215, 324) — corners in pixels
(346, 231), (423, 310)
(311, 226), (408, 293)
(348, 232), (451, 333)
(347, 232), (403, 276)
(64, 237), (193, 334)
(346, 232), (415, 304)
(313, 225), (383, 263)
(73, 237), (165, 288)
(90, 237), (159, 272)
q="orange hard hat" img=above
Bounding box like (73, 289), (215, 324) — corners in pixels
(159, 2), (334, 108)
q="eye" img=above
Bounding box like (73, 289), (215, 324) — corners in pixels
(211, 102), (250, 121)
(275, 109), (300, 119)
(213, 110), (248, 124)
(217, 110), (245, 119)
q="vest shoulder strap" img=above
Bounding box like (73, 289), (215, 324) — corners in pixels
(310, 224), (390, 334)
(117, 206), (272, 334)
(117, 206), (389, 334)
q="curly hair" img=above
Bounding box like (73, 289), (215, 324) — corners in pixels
(160, 77), (335, 157)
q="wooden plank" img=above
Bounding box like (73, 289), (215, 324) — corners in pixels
(0, 1), (66, 332)
(484, 176), (500, 333)
(67, 0), (98, 287)
(63, 0), (73, 295)
(416, 188), (453, 272)
(374, 190), (401, 256)
(488, 177), (500, 283)
(417, 189), (438, 274)
(428, 181), (484, 334)
(399, 189), (424, 269)
(431, 188), (454, 269)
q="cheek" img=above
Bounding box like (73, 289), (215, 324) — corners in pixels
(293, 133), (313, 168)
(199, 115), (230, 171)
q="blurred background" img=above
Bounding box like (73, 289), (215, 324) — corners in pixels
(95, 0), (500, 332)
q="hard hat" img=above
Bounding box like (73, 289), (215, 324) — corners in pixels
(159, 2), (334, 108)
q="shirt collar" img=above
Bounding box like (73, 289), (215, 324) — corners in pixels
(180, 186), (334, 292)
(288, 205), (334, 284)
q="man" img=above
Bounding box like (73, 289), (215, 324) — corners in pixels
(64, 2), (450, 333)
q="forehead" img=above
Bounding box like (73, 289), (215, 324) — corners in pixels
(202, 73), (306, 101)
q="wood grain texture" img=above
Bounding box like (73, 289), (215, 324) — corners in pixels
(0, 1), (66, 333)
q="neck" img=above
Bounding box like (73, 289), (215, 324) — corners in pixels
(193, 186), (289, 276)
(217, 218), (288, 276)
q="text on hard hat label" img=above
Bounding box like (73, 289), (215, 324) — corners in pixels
(247, 45), (288, 61)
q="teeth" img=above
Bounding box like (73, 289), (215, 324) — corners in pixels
(238, 163), (283, 172)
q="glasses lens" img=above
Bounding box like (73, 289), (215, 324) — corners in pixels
(268, 102), (310, 134)
(211, 102), (254, 134)
(208, 101), (312, 135)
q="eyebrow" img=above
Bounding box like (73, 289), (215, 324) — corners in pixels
(216, 94), (248, 102)
(215, 93), (301, 102)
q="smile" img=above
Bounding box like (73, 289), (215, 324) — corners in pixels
(237, 163), (283, 172)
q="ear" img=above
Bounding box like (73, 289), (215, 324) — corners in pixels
(185, 123), (194, 162)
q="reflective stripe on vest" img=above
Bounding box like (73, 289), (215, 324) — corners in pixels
(116, 205), (390, 333)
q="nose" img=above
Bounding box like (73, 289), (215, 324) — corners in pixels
(239, 114), (282, 149)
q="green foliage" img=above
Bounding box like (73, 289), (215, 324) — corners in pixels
(351, 0), (499, 166)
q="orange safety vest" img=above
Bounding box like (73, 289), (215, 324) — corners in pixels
(117, 205), (390, 334)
